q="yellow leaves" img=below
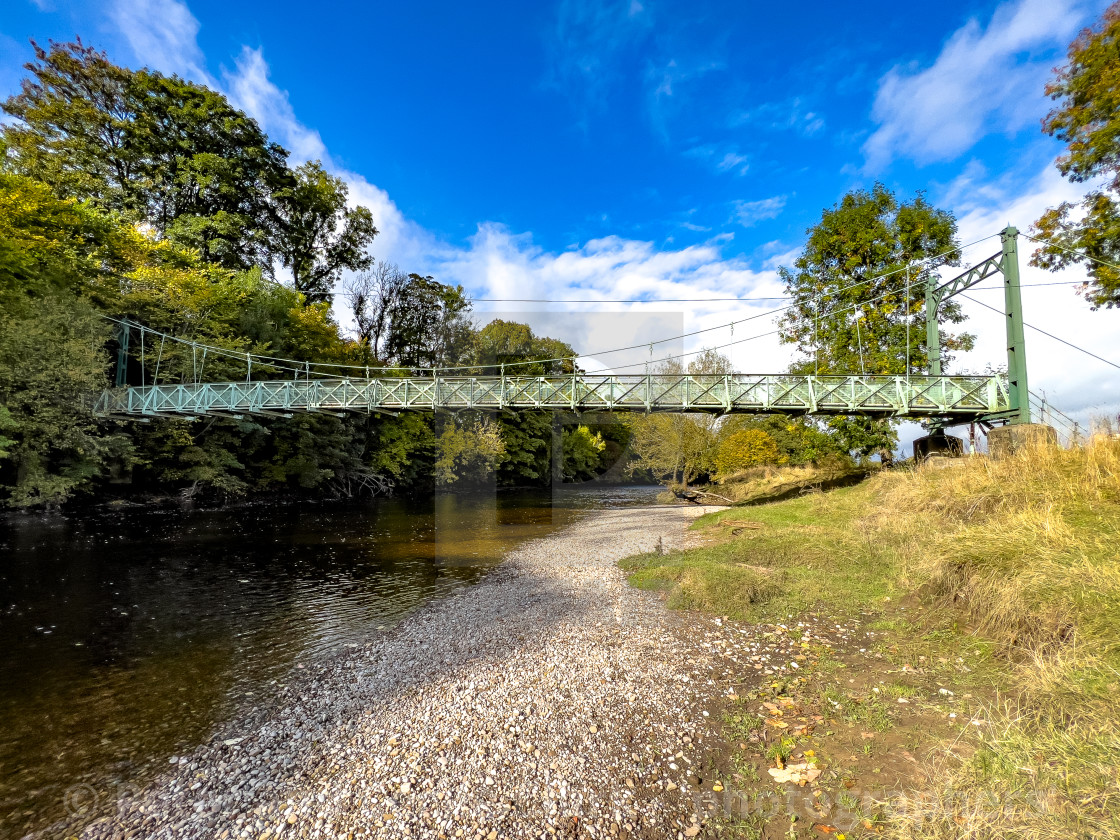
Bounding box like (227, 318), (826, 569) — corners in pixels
(715, 428), (780, 475)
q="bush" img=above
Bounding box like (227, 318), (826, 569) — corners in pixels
(715, 429), (781, 475)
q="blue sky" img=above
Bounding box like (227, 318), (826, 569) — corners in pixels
(2, 0), (1118, 436)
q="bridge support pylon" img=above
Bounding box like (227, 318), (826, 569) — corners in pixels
(923, 225), (1031, 427)
(1000, 226), (1030, 425)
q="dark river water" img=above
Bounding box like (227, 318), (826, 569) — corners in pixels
(0, 485), (658, 837)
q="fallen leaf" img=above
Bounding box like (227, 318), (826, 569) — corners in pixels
(767, 763), (822, 785)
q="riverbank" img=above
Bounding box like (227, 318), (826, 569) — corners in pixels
(622, 440), (1120, 838)
(48, 504), (816, 840)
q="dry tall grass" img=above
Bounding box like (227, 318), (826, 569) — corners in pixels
(875, 439), (1120, 838)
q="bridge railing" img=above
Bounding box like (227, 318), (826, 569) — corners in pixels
(93, 373), (1010, 421)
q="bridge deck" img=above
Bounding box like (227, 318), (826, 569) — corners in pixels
(93, 373), (1010, 421)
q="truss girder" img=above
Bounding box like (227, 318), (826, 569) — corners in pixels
(92, 374), (1009, 421)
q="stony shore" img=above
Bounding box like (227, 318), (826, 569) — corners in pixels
(62, 505), (807, 840)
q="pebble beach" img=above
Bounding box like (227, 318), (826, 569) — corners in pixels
(57, 505), (808, 840)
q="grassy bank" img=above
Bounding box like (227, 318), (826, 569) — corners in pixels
(623, 441), (1120, 838)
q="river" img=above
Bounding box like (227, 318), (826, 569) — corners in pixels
(0, 485), (658, 838)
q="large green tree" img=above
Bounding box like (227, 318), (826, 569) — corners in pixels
(1031, 3), (1120, 308)
(0, 172), (135, 506)
(271, 161), (377, 305)
(2, 40), (291, 270)
(779, 184), (971, 376)
(779, 184), (972, 459)
(472, 319), (577, 374)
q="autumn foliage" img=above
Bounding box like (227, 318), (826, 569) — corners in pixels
(714, 429), (782, 475)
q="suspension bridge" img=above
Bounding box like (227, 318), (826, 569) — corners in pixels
(93, 227), (1034, 427)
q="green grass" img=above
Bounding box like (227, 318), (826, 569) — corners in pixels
(620, 484), (897, 623)
(624, 440), (1120, 839)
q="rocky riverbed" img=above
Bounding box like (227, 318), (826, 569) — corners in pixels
(51, 505), (807, 840)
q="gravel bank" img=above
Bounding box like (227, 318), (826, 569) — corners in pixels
(61, 505), (804, 840)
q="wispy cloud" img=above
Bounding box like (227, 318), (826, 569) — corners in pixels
(733, 196), (787, 227)
(730, 97), (824, 137)
(684, 143), (749, 176)
(220, 47), (329, 163)
(644, 55), (726, 140)
(543, 0), (652, 119)
(717, 151), (749, 175)
(863, 0), (1086, 169)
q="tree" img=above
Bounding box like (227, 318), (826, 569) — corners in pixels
(384, 274), (473, 369)
(344, 260), (407, 358)
(627, 412), (715, 487)
(0, 171), (134, 301)
(1, 40), (138, 210)
(563, 425), (607, 480)
(472, 319), (577, 374)
(0, 172), (138, 506)
(1031, 3), (1120, 308)
(779, 185), (972, 461)
(0, 295), (129, 507)
(720, 414), (844, 466)
(272, 161), (377, 305)
(2, 40), (292, 271)
(779, 184), (971, 376)
(433, 416), (506, 485)
(626, 349), (732, 487)
(494, 411), (554, 485)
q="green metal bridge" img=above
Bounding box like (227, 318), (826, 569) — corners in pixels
(91, 372), (1011, 421)
(93, 227), (1032, 427)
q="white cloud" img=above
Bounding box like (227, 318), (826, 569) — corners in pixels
(434, 224), (792, 373)
(730, 97), (824, 137)
(717, 151), (749, 175)
(220, 48), (329, 164)
(733, 196), (787, 227)
(863, 0), (1086, 169)
(109, 0), (209, 81)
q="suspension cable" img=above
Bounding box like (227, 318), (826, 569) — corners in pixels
(959, 293), (1120, 370)
(107, 233), (1001, 381)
